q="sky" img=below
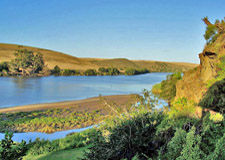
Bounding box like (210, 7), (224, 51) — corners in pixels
(0, 0), (224, 63)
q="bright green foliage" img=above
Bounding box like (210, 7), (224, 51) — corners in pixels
(199, 78), (225, 114)
(151, 83), (162, 95)
(83, 112), (164, 160)
(84, 69), (97, 76)
(107, 67), (120, 75)
(201, 114), (225, 155)
(169, 97), (196, 119)
(9, 48), (45, 76)
(159, 72), (182, 102)
(60, 69), (80, 76)
(204, 25), (217, 43)
(207, 134), (225, 160)
(210, 113), (224, 122)
(125, 68), (149, 75)
(203, 17), (225, 43)
(177, 127), (205, 160)
(207, 55), (225, 87)
(0, 108), (103, 133)
(162, 128), (187, 160)
(0, 131), (27, 160)
(27, 128), (97, 156)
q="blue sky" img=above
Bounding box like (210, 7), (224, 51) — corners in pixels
(0, 0), (224, 63)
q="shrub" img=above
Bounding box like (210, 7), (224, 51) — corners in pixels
(151, 83), (162, 95)
(60, 69), (80, 76)
(83, 112), (164, 160)
(177, 127), (205, 160)
(0, 131), (27, 160)
(204, 25), (217, 43)
(107, 67), (120, 75)
(199, 78), (225, 114)
(0, 62), (9, 72)
(168, 97), (196, 119)
(160, 72), (182, 102)
(98, 67), (108, 73)
(125, 68), (149, 75)
(28, 128), (97, 156)
(84, 69), (97, 76)
(52, 65), (61, 75)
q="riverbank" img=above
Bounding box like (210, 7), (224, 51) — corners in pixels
(0, 95), (134, 133)
(0, 94), (133, 113)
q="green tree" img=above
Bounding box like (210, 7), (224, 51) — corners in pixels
(177, 127), (205, 160)
(84, 69), (97, 76)
(31, 52), (44, 74)
(52, 65), (61, 75)
(0, 131), (27, 160)
(10, 48), (45, 76)
(160, 72), (182, 103)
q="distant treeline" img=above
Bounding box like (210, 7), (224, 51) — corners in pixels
(51, 65), (150, 76)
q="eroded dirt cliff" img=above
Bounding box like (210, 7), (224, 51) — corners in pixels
(176, 21), (225, 103)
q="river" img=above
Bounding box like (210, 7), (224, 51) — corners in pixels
(0, 73), (169, 141)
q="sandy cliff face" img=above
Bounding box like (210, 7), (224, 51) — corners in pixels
(175, 33), (225, 103)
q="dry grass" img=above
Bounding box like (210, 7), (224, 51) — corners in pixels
(0, 43), (198, 71)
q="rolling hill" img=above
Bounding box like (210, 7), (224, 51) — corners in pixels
(0, 43), (198, 72)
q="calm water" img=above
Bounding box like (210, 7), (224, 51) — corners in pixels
(0, 73), (169, 108)
(0, 73), (169, 141)
(0, 126), (94, 142)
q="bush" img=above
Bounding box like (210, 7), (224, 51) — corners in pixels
(84, 69), (97, 76)
(0, 62), (9, 72)
(83, 112), (164, 160)
(52, 65), (61, 75)
(199, 78), (225, 114)
(125, 68), (149, 75)
(27, 128), (97, 156)
(98, 67), (108, 73)
(168, 97), (196, 119)
(107, 67), (120, 75)
(204, 25), (217, 43)
(0, 131), (27, 160)
(60, 69), (80, 76)
(160, 72), (182, 102)
(151, 83), (162, 95)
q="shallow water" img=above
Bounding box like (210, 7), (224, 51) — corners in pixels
(0, 126), (94, 142)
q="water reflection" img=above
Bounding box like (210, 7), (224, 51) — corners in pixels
(0, 126), (94, 142)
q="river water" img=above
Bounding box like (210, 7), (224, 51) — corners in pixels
(0, 73), (169, 141)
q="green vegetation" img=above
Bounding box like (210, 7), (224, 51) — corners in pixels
(169, 97), (196, 119)
(82, 89), (225, 159)
(52, 65), (61, 76)
(98, 67), (120, 75)
(0, 108), (104, 133)
(152, 72), (182, 103)
(26, 128), (96, 156)
(0, 131), (27, 160)
(10, 48), (45, 76)
(125, 68), (149, 75)
(203, 17), (225, 43)
(0, 87), (224, 159)
(24, 145), (90, 160)
(200, 78), (225, 114)
(60, 69), (80, 76)
(151, 83), (162, 95)
(207, 55), (225, 87)
(84, 69), (97, 76)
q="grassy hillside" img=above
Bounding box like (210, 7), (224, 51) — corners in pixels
(0, 43), (198, 72)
